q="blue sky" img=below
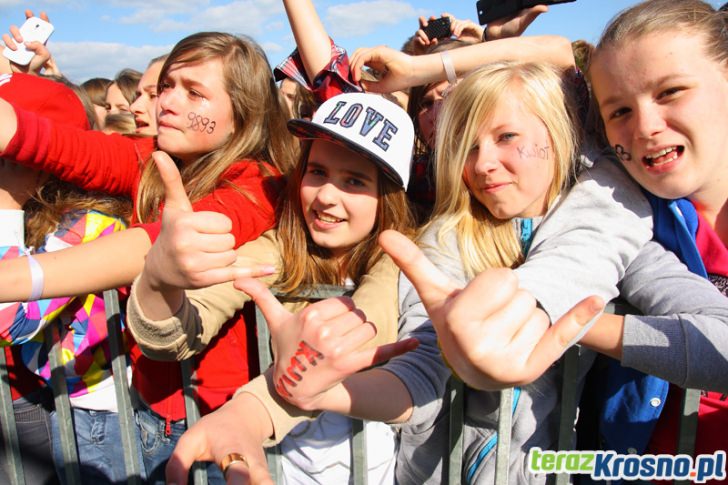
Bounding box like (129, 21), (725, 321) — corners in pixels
(0, 0), (723, 83)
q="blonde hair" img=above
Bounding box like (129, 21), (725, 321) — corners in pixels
(595, 0), (728, 65)
(136, 32), (297, 223)
(275, 142), (414, 294)
(427, 61), (580, 277)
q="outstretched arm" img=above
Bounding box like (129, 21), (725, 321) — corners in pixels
(350, 34), (574, 94)
(282, 0), (332, 81)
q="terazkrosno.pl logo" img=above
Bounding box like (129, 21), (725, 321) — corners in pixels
(528, 448), (726, 483)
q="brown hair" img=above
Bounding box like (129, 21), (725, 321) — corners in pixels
(81, 77), (112, 109)
(24, 177), (132, 250)
(595, 0), (728, 65)
(135, 32), (298, 223)
(275, 142), (414, 294)
(112, 68), (143, 106)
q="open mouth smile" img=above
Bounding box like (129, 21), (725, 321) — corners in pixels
(643, 146), (683, 167)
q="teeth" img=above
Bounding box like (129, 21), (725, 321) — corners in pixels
(645, 147), (675, 159)
(317, 212), (343, 223)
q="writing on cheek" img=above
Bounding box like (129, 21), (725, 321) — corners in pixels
(517, 144), (550, 160)
(274, 341), (325, 398)
(187, 112), (217, 134)
(614, 144), (632, 162)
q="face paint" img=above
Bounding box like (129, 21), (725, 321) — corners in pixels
(517, 144), (550, 160)
(187, 112), (217, 134)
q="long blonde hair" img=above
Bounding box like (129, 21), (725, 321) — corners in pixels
(136, 32), (297, 223)
(275, 142), (414, 294)
(428, 61), (580, 277)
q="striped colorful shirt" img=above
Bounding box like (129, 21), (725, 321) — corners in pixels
(0, 209), (127, 399)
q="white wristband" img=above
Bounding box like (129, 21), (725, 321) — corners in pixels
(440, 51), (457, 85)
(26, 254), (44, 301)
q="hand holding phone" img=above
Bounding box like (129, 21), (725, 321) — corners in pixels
(3, 17), (54, 66)
(476, 0), (575, 25)
(422, 16), (452, 41)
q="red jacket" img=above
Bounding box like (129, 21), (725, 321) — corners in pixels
(2, 105), (281, 421)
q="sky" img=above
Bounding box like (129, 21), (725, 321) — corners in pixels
(0, 0), (723, 84)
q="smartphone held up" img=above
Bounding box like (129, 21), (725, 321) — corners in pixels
(422, 16), (452, 41)
(2, 17), (54, 66)
(476, 0), (576, 25)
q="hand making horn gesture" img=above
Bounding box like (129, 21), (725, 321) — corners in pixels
(235, 277), (418, 410)
(378, 230), (604, 390)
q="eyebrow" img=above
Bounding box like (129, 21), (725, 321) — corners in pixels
(599, 73), (695, 108)
(307, 161), (376, 182)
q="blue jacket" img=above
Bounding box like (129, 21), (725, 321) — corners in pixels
(599, 195), (707, 454)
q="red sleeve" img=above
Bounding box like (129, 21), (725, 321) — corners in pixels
(135, 160), (283, 248)
(273, 38), (362, 105)
(2, 105), (155, 196)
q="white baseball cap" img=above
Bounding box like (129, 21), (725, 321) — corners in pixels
(288, 92), (414, 188)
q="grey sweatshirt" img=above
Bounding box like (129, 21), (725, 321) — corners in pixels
(384, 158), (728, 484)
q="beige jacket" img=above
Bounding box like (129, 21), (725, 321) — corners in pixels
(127, 229), (400, 442)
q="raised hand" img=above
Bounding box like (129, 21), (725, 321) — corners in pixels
(166, 392), (274, 485)
(484, 5), (547, 41)
(350, 46), (417, 94)
(142, 151), (251, 291)
(414, 13), (484, 54)
(235, 277), (418, 411)
(378, 230), (604, 390)
(2, 10), (58, 76)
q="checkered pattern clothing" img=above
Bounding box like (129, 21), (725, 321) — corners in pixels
(274, 38), (362, 106)
(0, 209), (127, 398)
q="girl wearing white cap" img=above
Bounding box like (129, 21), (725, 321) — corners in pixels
(127, 91), (417, 484)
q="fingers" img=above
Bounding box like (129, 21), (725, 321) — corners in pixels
(378, 230), (459, 312)
(234, 277), (291, 332)
(528, 295), (604, 372)
(153, 151), (193, 212)
(166, 429), (210, 485)
(3, 31), (18, 50)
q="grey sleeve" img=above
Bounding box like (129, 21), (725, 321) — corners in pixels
(383, 224), (465, 431)
(516, 158), (653, 321)
(619, 241), (728, 393)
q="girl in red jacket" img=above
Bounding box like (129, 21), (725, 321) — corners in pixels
(0, 31), (296, 483)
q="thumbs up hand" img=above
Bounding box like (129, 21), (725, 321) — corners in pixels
(235, 277), (418, 411)
(378, 230), (603, 390)
(142, 151), (268, 291)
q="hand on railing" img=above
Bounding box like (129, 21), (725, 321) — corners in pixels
(166, 393), (274, 485)
(378, 230), (604, 390)
(235, 277), (418, 411)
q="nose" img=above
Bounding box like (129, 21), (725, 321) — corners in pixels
(157, 88), (180, 114)
(634, 103), (666, 140)
(471, 146), (500, 175)
(314, 182), (340, 206)
(130, 96), (145, 116)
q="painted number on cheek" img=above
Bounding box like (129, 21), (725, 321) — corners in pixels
(274, 341), (325, 398)
(187, 112), (217, 134)
(614, 144), (632, 162)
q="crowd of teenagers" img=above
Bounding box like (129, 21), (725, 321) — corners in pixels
(0, 0), (726, 483)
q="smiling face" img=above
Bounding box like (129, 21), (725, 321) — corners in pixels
(591, 31), (728, 202)
(155, 58), (234, 165)
(130, 60), (164, 136)
(463, 90), (555, 220)
(300, 140), (379, 259)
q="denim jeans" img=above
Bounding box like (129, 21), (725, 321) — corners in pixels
(0, 389), (59, 485)
(51, 407), (146, 484)
(135, 403), (225, 484)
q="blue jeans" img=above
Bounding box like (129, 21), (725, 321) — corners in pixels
(51, 407), (145, 484)
(135, 403), (225, 484)
(0, 390), (59, 485)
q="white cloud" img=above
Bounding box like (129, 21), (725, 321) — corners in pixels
(50, 40), (172, 83)
(109, 0), (283, 37)
(325, 0), (416, 38)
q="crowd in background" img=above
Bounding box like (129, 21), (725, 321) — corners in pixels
(0, 0), (727, 484)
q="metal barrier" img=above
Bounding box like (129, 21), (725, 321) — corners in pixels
(0, 292), (704, 484)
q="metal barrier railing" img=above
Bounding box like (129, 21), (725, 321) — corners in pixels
(0, 292), (703, 485)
